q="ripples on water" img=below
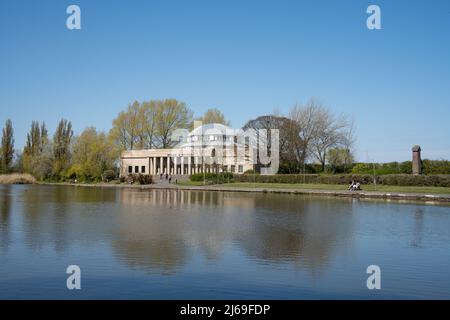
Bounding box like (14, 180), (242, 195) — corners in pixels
(0, 184), (449, 299)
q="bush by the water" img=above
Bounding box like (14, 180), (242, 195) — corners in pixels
(190, 172), (234, 184)
(0, 173), (36, 184)
(102, 170), (117, 182)
(125, 174), (153, 185)
(233, 174), (450, 187)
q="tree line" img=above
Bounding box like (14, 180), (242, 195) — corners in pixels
(0, 99), (229, 181)
(2, 97), (447, 180)
(243, 99), (355, 174)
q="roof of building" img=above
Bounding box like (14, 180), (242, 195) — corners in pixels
(188, 123), (236, 136)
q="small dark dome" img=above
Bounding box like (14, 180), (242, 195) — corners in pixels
(412, 145), (421, 152)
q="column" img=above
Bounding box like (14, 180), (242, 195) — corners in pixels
(160, 157), (163, 174)
(174, 156), (178, 175)
(163, 157), (169, 174)
(181, 156), (184, 175)
(188, 157), (191, 175)
(166, 157), (170, 175)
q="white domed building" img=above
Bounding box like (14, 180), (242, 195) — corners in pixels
(120, 123), (255, 177)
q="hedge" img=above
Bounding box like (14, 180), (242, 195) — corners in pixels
(190, 172), (234, 184)
(233, 174), (450, 187)
(352, 160), (450, 175)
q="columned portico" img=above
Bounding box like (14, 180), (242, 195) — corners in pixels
(120, 123), (255, 178)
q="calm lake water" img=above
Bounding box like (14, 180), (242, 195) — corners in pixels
(0, 184), (449, 299)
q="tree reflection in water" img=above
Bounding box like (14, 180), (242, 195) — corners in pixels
(113, 188), (353, 274)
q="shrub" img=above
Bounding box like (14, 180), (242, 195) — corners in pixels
(0, 173), (36, 184)
(422, 160), (450, 175)
(137, 174), (152, 185)
(102, 170), (117, 182)
(125, 174), (153, 185)
(190, 172), (234, 184)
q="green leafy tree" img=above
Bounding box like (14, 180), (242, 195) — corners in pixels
(109, 101), (142, 151)
(155, 99), (193, 148)
(52, 119), (73, 178)
(69, 127), (118, 181)
(327, 147), (354, 173)
(196, 108), (230, 126)
(23, 121), (48, 174)
(1, 119), (15, 174)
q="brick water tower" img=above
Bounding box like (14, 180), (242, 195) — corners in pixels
(412, 145), (422, 175)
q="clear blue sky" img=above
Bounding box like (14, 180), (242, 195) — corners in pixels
(1, 0), (449, 162)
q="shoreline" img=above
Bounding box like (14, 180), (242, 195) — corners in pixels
(37, 182), (450, 204)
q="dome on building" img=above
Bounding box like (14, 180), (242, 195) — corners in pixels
(187, 123), (236, 137)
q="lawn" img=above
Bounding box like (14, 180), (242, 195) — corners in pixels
(222, 182), (450, 195)
(175, 179), (208, 186)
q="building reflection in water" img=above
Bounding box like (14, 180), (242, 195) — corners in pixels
(2, 185), (354, 276)
(114, 188), (353, 274)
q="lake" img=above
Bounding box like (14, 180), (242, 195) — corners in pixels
(0, 184), (449, 299)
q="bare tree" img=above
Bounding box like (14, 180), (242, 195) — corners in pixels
(242, 115), (299, 173)
(289, 100), (322, 169)
(310, 107), (353, 172)
(289, 99), (355, 172)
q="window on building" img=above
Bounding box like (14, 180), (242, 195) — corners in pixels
(135, 166), (139, 173)
(209, 135), (215, 141)
(128, 166), (132, 174)
(238, 165), (243, 173)
(192, 136), (198, 142)
(223, 165), (228, 172)
(141, 166), (146, 173)
(231, 165), (236, 173)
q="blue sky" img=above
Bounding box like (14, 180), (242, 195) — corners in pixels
(1, 0), (449, 162)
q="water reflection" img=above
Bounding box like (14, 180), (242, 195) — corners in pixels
(0, 186), (354, 274)
(18, 185), (118, 252)
(1, 185), (446, 277)
(411, 208), (424, 247)
(113, 188), (353, 273)
(2, 185), (450, 299)
(0, 185), (12, 253)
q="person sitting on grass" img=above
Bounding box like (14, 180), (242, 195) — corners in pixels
(348, 180), (355, 190)
(348, 180), (362, 191)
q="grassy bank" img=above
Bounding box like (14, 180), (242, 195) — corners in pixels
(176, 180), (209, 186)
(222, 182), (450, 194)
(0, 173), (36, 184)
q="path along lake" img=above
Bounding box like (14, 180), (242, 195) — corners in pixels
(0, 184), (449, 299)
